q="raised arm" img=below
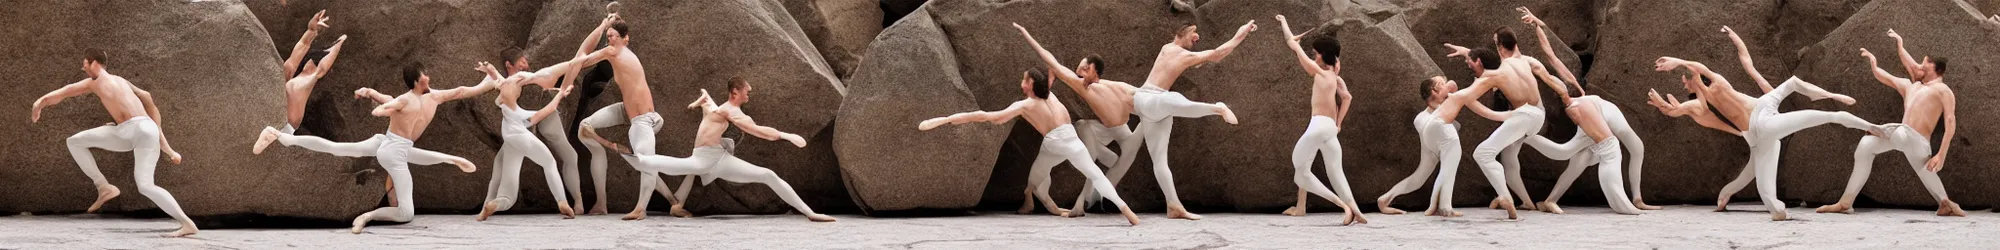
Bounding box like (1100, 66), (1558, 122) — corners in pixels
(352, 87), (395, 104)
(1522, 9), (1582, 91)
(1275, 15), (1321, 76)
(526, 85), (576, 125)
(1925, 87), (1956, 172)
(917, 101), (1028, 130)
(1523, 58), (1570, 99)
(1012, 23), (1087, 89)
(1859, 48), (1910, 94)
(725, 107), (807, 147)
(310, 35), (349, 79)
(1655, 57), (1729, 95)
(1887, 29), (1922, 76)
(1646, 89), (1691, 117)
(1187, 20), (1258, 64)
(30, 79), (96, 123)
(284, 10), (330, 78)
(577, 14), (618, 58)
(1720, 26), (1773, 93)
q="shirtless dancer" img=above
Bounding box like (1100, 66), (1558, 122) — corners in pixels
(1375, 77), (1463, 216)
(1010, 24), (1138, 218)
(254, 63), (488, 233)
(1515, 10), (1651, 214)
(1444, 24), (1573, 211)
(586, 78), (835, 222)
(1818, 29), (1965, 216)
(477, 15), (623, 218)
(573, 13), (711, 218)
(1065, 20), (1253, 220)
(1655, 26), (1886, 221)
(31, 50), (195, 237)
(919, 70), (1141, 226)
(476, 60), (586, 221)
(272, 10), (344, 135)
(1428, 49), (1531, 220)
(1265, 15), (1365, 225)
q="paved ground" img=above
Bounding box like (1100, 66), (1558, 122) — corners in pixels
(1, 205), (1993, 249)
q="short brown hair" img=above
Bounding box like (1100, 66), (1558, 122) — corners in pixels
(83, 48), (107, 65)
(610, 19), (631, 38)
(729, 77), (750, 92)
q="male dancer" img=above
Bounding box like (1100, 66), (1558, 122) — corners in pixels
(488, 13), (623, 214)
(1655, 26), (1886, 220)
(1376, 76), (1462, 216)
(1081, 20), (1257, 220)
(476, 65), (583, 220)
(254, 63), (489, 233)
(1819, 29), (1964, 216)
(1516, 11), (1653, 213)
(32, 49), (195, 237)
(568, 13), (695, 217)
(1011, 23), (1140, 218)
(271, 11), (344, 134)
(1428, 49), (1530, 220)
(1267, 15), (1365, 225)
(918, 70), (1141, 226)
(1440, 20), (1568, 210)
(586, 78), (836, 222)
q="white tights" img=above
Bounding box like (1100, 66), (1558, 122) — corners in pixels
(1722, 77), (1878, 216)
(67, 117), (191, 226)
(621, 147), (821, 215)
(1289, 116), (1356, 209)
(482, 132), (569, 211)
(1834, 124), (1949, 205)
(275, 132), (469, 224)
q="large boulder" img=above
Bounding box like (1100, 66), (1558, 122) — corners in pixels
(528, 0), (854, 215)
(921, 0), (1193, 212)
(816, 0), (888, 79)
(1785, 0), (2000, 208)
(835, 8), (1009, 213)
(0, 1), (376, 222)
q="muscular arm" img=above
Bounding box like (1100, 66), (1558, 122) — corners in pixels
(1524, 58), (1570, 99)
(353, 87), (395, 104)
(1276, 15), (1320, 76)
(370, 97), (405, 117)
(311, 36), (348, 79)
(31, 79), (95, 122)
(1721, 26), (1773, 93)
(429, 65), (503, 102)
(725, 108), (798, 142)
(1929, 87), (1957, 172)
(1659, 57), (1730, 96)
(1861, 48), (1910, 94)
(1187, 21), (1258, 64)
(284, 11), (329, 78)
(132, 87), (177, 159)
(1529, 17), (1582, 92)
(578, 14), (616, 58)
(918, 101), (1028, 130)
(1889, 30), (1922, 76)
(1335, 78), (1352, 127)
(1013, 23), (1087, 90)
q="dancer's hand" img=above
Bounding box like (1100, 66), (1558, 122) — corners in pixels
(309, 10), (330, 31)
(1654, 57), (1686, 72)
(781, 133), (807, 148)
(165, 149), (183, 165)
(1926, 154), (1947, 172)
(353, 88), (375, 99)
(917, 117), (947, 131)
(1517, 7), (1542, 25)
(1240, 20), (1259, 32)
(1886, 29), (1901, 39)
(1443, 43), (1470, 57)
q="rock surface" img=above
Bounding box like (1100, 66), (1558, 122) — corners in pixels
(835, 8), (1009, 213)
(0, 0), (376, 221)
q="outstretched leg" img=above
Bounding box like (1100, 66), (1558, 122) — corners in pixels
(1057, 145), (1140, 225)
(1069, 124), (1140, 214)
(127, 122), (196, 237)
(709, 157), (835, 222)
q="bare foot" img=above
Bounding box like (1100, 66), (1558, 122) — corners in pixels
(621, 210), (646, 221)
(1016, 188), (1035, 214)
(1830, 94), (1856, 105)
(1714, 196), (1731, 212)
(1347, 212), (1369, 225)
(166, 222), (198, 237)
(1423, 207), (1437, 216)
(1815, 203), (1853, 214)
(557, 201), (576, 219)
(1166, 206), (1202, 220)
(1047, 207), (1070, 217)
(88, 184), (121, 213)
(1518, 200), (1538, 211)
(1937, 199), (1967, 217)
(1633, 199), (1663, 210)
(476, 200), (500, 221)
(1488, 199), (1504, 209)
(1215, 103), (1238, 124)
(588, 202), (608, 215)
(1061, 209), (1086, 218)
(1282, 206), (1307, 216)
(669, 204), (693, 218)
(1771, 210), (1790, 221)
(1499, 199), (1520, 221)
(450, 158), (476, 173)
(806, 214), (837, 222)
(252, 127), (279, 154)
(1538, 201), (1564, 214)
(1378, 197), (1406, 215)
(1119, 208), (1141, 226)
(350, 212), (374, 234)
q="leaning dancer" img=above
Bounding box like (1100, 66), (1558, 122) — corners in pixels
(571, 13), (701, 217)
(1375, 77), (1462, 216)
(271, 10), (345, 135)
(1819, 30), (1965, 216)
(1268, 15), (1365, 225)
(585, 78), (835, 222)
(1515, 11), (1648, 214)
(477, 64), (585, 221)
(31, 49), (195, 237)
(919, 70), (1141, 226)
(1091, 20), (1256, 220)
(1431, 49), (1531, 220)
(1655, 26), (1885, 221)
(480, 16), (624, 216)
(1011, 23), (1142, 217)
(254, 63), (490, 233)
